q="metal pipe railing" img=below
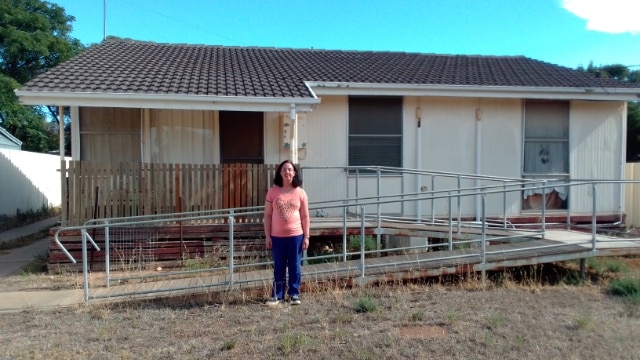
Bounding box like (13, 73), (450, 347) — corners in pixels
(50, 169), (640, 304)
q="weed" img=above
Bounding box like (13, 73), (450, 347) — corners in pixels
(221, 340), (236, 351)
(347, 235), (377, 254)
(486, 312), (505, 329)
(561, 270), (584, 286)
(574, 314), (592, 329)
(19, 252), (49, 274)
(608, 277), (640, 297)
(332, 313), (354, 324)
(484, 334), (496, 348)
(603, 259), (628, 273)
(588, 258), (628, 275)
(354, 296), (378, 313)
(446, 310), (460, 325)
(278, 333), (307, 356)
(514, 334), (526, 349)
(411, 310), (425, 322)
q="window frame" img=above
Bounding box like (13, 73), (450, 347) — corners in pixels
(347, 96), (403, 174)
(521, 99), (570, 211)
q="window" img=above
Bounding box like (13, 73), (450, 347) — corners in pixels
(522, 100), (569, 210)
(348, 96), (402, 170)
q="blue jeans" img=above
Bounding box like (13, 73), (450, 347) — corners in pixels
(271, 234), (303, 299)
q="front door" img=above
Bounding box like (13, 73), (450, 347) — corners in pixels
(219, 111), (264, 164)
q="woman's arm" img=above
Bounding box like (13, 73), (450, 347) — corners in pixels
(300, 192), (310, 250)
(264, 200), (273, 249)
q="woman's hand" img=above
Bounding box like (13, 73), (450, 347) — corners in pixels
(302, 236), (309, 250)
(265, 237), (272, 250)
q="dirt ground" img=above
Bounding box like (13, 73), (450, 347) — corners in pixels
(0, 257), (639, 359)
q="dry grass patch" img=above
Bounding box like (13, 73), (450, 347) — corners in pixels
(0, 258), (639, 359)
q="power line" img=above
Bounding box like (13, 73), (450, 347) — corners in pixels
(108, 0), (247, 45)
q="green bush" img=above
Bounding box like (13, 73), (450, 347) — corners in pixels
(354, 296), (378, 313)
(609, 277), (640, 297)
(348, 235), (376, 253)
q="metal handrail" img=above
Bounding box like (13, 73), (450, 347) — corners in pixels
(50, 168), (640, 303)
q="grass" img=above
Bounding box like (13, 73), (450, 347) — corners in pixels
(354, 295), (379, 313)
(574, 314), (593, 330)
(1, 258), (640, 359)
(0, 228), (50, 251)
(587, 257), (628, 275)
(0, 206), (59, 233)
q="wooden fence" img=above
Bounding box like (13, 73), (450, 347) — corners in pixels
(63, 162), (277, 226)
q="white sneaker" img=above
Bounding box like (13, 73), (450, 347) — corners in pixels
(266, 297), (283, 306)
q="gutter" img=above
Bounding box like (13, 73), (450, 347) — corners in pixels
(306, 81), (640, 101)
(14, 90), (321, 112)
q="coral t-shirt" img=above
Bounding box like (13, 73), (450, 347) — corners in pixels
(266, 186), (308, 237)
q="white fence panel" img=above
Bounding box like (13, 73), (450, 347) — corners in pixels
(0, 149), (67, 217)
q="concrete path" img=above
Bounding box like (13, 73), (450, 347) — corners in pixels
(0, 216), (59, 277)
(0, 217), (83, 313)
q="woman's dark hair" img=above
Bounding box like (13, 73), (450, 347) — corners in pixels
(273, 160), (302, 187)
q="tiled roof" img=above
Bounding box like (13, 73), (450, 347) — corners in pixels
(20, 40), (639, 99)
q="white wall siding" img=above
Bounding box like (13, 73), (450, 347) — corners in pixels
(404, 97), (523, 218)
(0, 149), (66, 216)
(298, 96), (350, 216)
(570, 101), (625, 214)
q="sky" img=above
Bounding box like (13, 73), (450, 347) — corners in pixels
(54, 0), (640, 70)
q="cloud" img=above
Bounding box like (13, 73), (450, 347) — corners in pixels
(562, 0), (640, 34)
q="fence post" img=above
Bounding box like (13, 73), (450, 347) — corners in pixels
(105, 221), (110, 288)
(229, 211), (235, 286)
(481, 195), (487, 282)
(376, 168), (381, 254)
(360, 206), (366, 278)
(448, 191), (453, 251)
(82, 228), (90, 303)
(592, 184), (597, 251)
(541, 180), (546, 239)
(343, 207), (348, 262)
(457, 175), (462, 234)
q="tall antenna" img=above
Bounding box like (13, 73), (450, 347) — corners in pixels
(103, 0), (107, 40)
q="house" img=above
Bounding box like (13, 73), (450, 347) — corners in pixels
(15, 39), (640, 226)
(0, 126), (22, 150)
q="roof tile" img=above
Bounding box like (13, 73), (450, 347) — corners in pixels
(20, 40), (640, 98)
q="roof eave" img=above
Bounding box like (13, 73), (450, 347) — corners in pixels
(0, 127), (22, 146)
(14, 91), (321, 112)
(306, 81), (640, 101)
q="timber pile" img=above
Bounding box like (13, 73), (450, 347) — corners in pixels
(47, 223), (269, 272)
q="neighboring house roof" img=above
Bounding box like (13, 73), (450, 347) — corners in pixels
(0, 126), (22, 150)
(16, 40), (640, 111)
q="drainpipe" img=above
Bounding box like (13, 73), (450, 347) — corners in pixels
(416, 107), (423, 220)
(290, 104), (298, 163)
(475, 108), (482, 221)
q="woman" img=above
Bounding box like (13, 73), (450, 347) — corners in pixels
(264, 160), (310, 305)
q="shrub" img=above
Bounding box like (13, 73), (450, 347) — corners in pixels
(609, 277), (640, 297)
(354, 296), (378, 313)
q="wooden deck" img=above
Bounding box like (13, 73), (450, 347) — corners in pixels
(86, 229), (640, 303)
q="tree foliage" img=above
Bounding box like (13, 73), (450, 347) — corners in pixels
(0, 0), (83, 152)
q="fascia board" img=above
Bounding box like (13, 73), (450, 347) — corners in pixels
(306, 81), (640, 101)
(14, 91), (320, 112)
(0, 127), (22, 146)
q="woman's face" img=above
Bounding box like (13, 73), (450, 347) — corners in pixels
(280, 162), (295, 184)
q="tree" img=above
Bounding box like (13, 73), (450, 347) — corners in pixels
(0, 0), (83, 152)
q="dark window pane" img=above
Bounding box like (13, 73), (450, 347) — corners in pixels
(349, 96), (402, 135)
(349, 136), (402, 167)
(348, 96), (403, 168)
